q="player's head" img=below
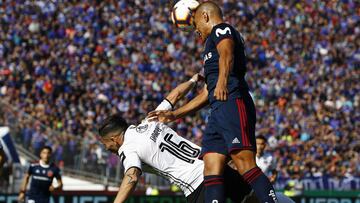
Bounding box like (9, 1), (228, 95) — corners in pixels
(40, 146), (52, 163)
(98, 114), (129, 154)
(193, 1), (223, 41)
(256, 135), (267, 155)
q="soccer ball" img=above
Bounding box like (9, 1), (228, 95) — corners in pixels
(171, 0), (200, 31)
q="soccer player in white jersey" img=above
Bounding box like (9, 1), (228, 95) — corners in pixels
(98, 74), (255, 203)
(255, 136), (295, 203)
(256, 135), (277, 183)
(98, 73), (295, 203)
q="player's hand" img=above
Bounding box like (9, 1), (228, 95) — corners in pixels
(147, 110), (177, 123)
(18, 192), (25, 202)
(49, 185), (55, 192)
(214, 80), (228, 101)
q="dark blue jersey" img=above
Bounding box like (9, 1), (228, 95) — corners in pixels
(27, 161), (61, 197)
(202, 23), (249, 108)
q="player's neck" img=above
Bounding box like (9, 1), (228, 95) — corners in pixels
(256, 152), (263, 157)
(210, 18), (223, 28)
(39, 160), (50, 167)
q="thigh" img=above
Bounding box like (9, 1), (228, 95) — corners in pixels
(199, 114), (227, 160)
(216, 97), (256, 153)
(203, 153), (227, 175)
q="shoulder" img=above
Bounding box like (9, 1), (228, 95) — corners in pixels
(127, 122), (151, 135)
(264, 153), (274, 161)
(30, 161), (40, 167)
(211, 23), (235, 37)
(50, 163), (60, 170)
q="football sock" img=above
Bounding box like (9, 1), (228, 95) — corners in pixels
(243, 167), (278, 203)
(204, 175), (225, 203)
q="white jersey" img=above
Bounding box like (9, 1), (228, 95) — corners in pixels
(256, 153), (276, 176)
(118, 100), (203, 197)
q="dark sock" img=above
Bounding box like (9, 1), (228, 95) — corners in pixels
(243, 167), (278, 203)
(204, 175), (225, 203)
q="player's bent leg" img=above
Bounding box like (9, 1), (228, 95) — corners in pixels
(203, 153), (227, 203)
(231, 149), (278, 203)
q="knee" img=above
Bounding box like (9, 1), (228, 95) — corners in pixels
(204, 164), (222, 176)
(230, 150), (257, 174)
(203, 154), (226, 176)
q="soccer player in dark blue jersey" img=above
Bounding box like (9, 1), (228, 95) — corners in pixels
(149, 1), (278, 203)
(18, 146), (62, 203)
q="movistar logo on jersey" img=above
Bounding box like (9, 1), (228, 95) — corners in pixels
(203, 52), (212, 63)
(215, 27), (231, 37)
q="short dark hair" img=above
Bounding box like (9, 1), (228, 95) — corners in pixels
(256, 135), (267, 142)
(98, 114), (129, 137)
(41, 146), (52, 154)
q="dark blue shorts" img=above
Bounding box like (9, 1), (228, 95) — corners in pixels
(200, 92), (256, 158)
(26, 195), (50, 203)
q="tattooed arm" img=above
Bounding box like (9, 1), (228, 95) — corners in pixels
(114, 167), (142, 203)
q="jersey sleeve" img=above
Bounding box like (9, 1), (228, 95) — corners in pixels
(55, 167), (62, 179)
(118, 145), (142, 174)
(27, 164), (33, 175)
(211, 23), (234, 46)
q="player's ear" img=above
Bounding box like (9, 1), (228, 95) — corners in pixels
(202, 11), (209, 23)
(112, 132), (124, 144)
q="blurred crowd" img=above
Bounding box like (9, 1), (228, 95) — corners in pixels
(0, 0), (359, 185)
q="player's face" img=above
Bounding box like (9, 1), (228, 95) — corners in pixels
(193, 10), (208, 41)
(40, 149), (51, 163)
(100, 132), (122, 154)
(256, 138), (266, 154)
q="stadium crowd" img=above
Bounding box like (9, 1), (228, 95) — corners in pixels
(0, 0), (359, 186)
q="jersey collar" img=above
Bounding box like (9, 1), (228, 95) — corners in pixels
(39, 160), (50, 168)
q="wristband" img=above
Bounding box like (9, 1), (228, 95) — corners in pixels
(189, 78), (197, 83)
(155, 99), (174, 111)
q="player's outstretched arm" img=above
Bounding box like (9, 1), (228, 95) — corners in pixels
(114, 167), (142, 203)
(18, 173), (30, 202)
(148, 85), (209, 123)
(214, 38), (234, 101)
(164, 73), (203, 106)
